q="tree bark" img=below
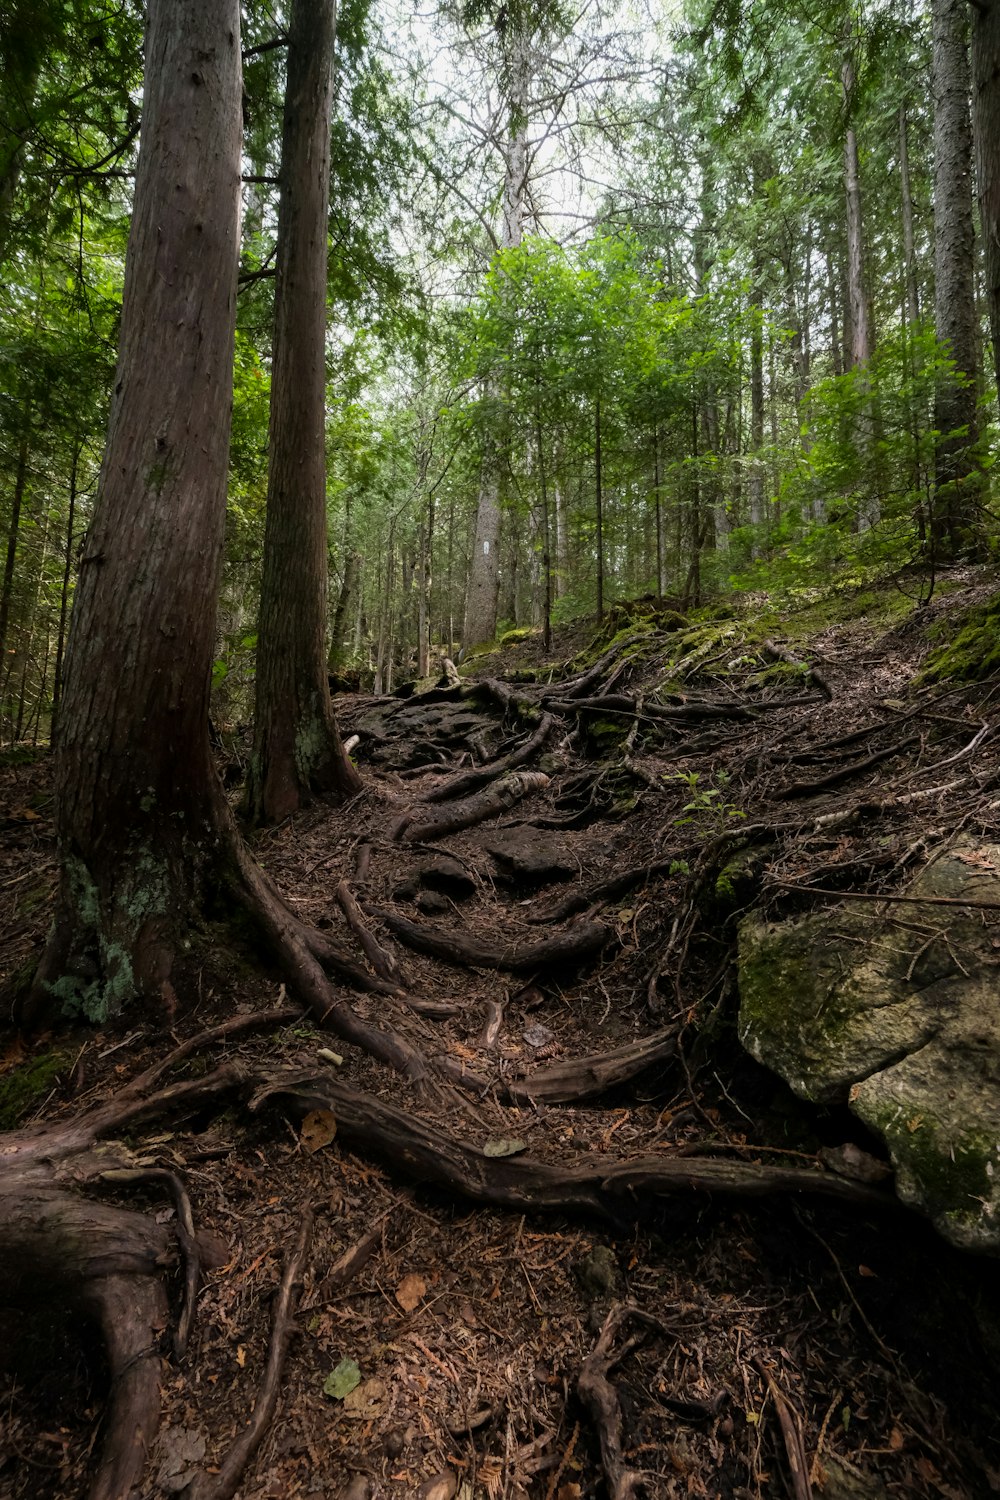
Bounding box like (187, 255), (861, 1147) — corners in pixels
(932, 0), (981, 554)
(245, 0), (361, 823)
(26, 0), (244, 1023)
(973, 0), (1000, 402)
(462, 18), (530, 651)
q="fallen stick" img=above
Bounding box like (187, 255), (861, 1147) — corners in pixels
(752, 1357), (813, 1500)
(762, 638), (833, 700)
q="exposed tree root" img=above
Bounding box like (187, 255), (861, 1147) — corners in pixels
(376, 910), (611, 973)
(336, 878), (404, 983)
(187, 1209), (313, 1500)
(577, 1305), (648, 1500)
(774, 739), (918, 799)
(394, 770), (551, 843)
(506, 1027), (680, 1104)
(253, 1072), (896, 1218)
(419, 713), (556, 803)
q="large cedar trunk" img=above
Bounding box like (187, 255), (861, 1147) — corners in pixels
(26, 0), (244, 1024)
(932, 0), (981, 554)
(245, 0), (361, 823)
(973, 0), (1000, 403)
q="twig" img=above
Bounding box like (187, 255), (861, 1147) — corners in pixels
(189, 1209), (314, 1500)
(767, 878), (1000, 912)
(751, 1356), (813, 1500)
(336, 879), (402, 982)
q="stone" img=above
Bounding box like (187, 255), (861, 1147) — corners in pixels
(415, 854), (476, 898)
(738, 841), (1000, 1252)
(484, 826), (577, 884)
(416, 889), (450, 916)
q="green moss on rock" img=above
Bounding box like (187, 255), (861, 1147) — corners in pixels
(922, 593), (1000, 682)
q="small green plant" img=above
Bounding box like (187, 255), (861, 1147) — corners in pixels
(665, 770), (746, 830)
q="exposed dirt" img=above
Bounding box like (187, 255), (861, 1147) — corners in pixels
(4, 574), (1000, 1500)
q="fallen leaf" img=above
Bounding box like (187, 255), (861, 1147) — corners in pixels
(416, 1472), (457, 1500)
(236, 1345), (246, 1368)
(301, 1108), (337, 1154)
(396, 1273), (427, 1312)
(889, 1426), (905, 1451)
(342, 1378), (386, 1419)
(323, 1358), (362, 1399)
(523, 1023), (555, 1050)
(483, 1138), (527, 1158)
(155, 1426), (207, 1493)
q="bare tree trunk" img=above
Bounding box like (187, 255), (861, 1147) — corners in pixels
(28, 0), (244, 1023)
(749, 264), (766, 542)
(246, 0), (361, 823)
(899, 102), (921, 330)
(595, 397), (604, 621)
(933, 0), (981, 553)
(463, 21), (530, 650)
(842, 44), (880, 528)
(0, 426), (29, 656)
(973, 0), (1000, 402)
(50, 440), (80, 740)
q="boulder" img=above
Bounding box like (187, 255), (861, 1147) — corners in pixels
(738, 842), (1000, 1252)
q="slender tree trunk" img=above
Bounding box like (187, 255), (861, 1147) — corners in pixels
(29, 0), (244, 1023)
(463, 21), (530, 650)
(535, 402), (551, 652)
(842, 44), (881, 528)
(50, 441), (80, 740)
(595, 397), (604, 621)
(0, 427), (29, 656)
(246, 0), (360, 824)
(899, 102), (921, 330)
(973, 0), (1000, 402)
(329, 550), (360, 674)
(653, 426), (665, 599)
(933, 0), (981, 554)
(749, 264), (766, 541)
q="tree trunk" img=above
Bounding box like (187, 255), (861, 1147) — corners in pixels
(842, 43), (881, 529)
(749, 262), (766, 541)
(462, 20), (530, 650)
(973, 0), (1000, 402)
(595, 397), (604, 621)
(27, 0), (244, 1024)
(51, 440), (80, 740)
(245, 0), (361, 823)
(0, 425), (29, 656)
(933, 0), (981, 554)
(899, 102), (921, 330)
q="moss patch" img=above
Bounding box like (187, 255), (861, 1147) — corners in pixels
(0, 1050), (67, 1129)
(922, 592), (1000, 682)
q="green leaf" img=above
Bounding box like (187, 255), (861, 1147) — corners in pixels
(323, 1358), (362, 1399)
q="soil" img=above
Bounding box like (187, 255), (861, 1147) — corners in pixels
(3, 572), (1000, 1500)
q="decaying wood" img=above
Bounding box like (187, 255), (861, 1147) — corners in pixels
(395, 770), (551, 842)
(420, 713), (555, 803)
(377, 910), (610, 973)
(762, 638), (833, 700)
(752, 1357), (813, 1500)
(188, 1210), (313, 1500)
(336, 878), (403, 982)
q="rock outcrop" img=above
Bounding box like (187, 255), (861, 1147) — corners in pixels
(738, 842), (1000, 1252)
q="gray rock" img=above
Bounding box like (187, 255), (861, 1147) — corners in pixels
(416, 853), (476, 898)
(738, 841), (1000, 1252)
(416, 889), (450, 916)
(484, 826), (577, 883)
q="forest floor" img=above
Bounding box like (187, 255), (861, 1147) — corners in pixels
(4, 568), (1000, 1500)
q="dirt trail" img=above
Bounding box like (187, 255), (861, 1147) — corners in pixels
(3, 581), (1000, 1500)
